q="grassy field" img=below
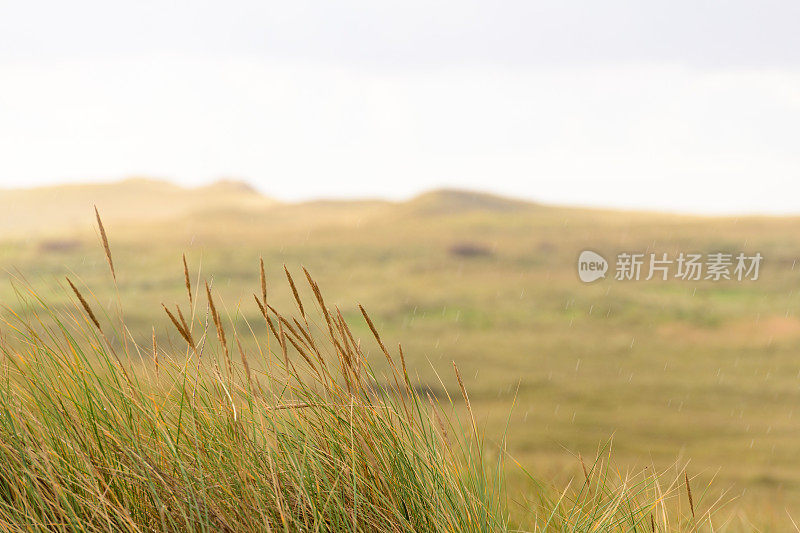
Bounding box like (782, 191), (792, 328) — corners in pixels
(2, 179), (800, 529)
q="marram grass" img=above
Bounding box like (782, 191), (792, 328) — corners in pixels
(0, 215), (720, 532)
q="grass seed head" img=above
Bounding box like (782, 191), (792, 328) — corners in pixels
(66, 277), (101, 332)
(94, 205), (115, 281)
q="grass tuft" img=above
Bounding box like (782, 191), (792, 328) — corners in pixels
(0, 220), (721, 532)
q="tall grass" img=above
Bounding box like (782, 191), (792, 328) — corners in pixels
(0, 216), (719, 531)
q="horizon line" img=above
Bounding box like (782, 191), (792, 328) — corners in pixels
(2, 175), (798, 219)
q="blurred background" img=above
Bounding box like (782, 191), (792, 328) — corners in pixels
(2, 1), (800, 527)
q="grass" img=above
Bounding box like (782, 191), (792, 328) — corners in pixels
(3, 182), (800, 528)
(0, 216), (717, 531)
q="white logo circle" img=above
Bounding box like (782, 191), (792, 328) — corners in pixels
(577, 250), (608, 283)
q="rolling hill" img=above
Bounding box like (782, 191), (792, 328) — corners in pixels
(0, 179), (541, 236)
(0, 178), (277, 235)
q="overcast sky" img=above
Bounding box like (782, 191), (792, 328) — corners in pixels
(1, 1), (799, 213)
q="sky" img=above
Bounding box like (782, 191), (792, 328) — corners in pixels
(1, 1), (799, 213)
